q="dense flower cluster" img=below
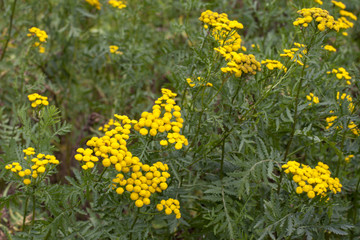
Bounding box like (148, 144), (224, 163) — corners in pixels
(111, 161), (171, 208)
(5, 147), (59, 185)
(75, 89), (183, 217)
(306, 93), (319, 105)
(108, 0), (126, 9)
(76, 114), (133, 170)
(133, 89), (188, 150)
(327, 67), (351, 85)
(156, 198), (181, 219)
(85, 0), (101, 10)
(186, 77), (213, 88)
(282, 161), (342, 198)
(218, 52), (261, 77)
(261, 59), (287, 72)
(28, 93), (49, 108)
(345, 154), (354, 163)
(280, 42), (307, 66)
(322, 45), (336, 52)
(199, 10), (244, 53)
(293, 7), (353, 32)
(199, 10), (261, 77)
(27, 27), (48, 53)
(109, 45), (123, 55)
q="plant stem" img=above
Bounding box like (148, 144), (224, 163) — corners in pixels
(96, 167), (108, 183)
(282, 60), (307, 163)
(22, 196), (30, 231)
(0, 0), (17, 61)
(220, 135), (226, 179)
(32, 188), (36, 224)
(129, 207), (140, 240)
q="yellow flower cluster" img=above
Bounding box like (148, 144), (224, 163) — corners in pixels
(218, 52), (261, 77)
(199, 10), (244, 53)
(85, 0), (101, 10)
(134, 89), (188, 150)
(261, 59), (287, 72)
(109, 45), (123, 55)
(345, 154), (354, 163)
(156, 198), (181, 219)
(282, 161), (342, 198)
(314, 0), (323, 4)
(27, 27), (48, 53)
(186, 77), (213, 88)
(75, 89), (183, 215)
(75, 115), (133, 170)
(199, 10), (261, 78)
(293, 7), (352, 32)
(28, 93), (49, 108)
(327, 67), (351, 85)
(322, 45), (336, 52)
(23, 147), (35, 156)
(340, 10), (357, 21)
(199, 10), (244, 31)
(280, 42), (307, 66)
(306, 93), (319, 105)
(108, 0), (126, 9)
(5, 147), (59, 185)
(325, 114), (338, 130)
(331, 0), (346, 9)
(111, 161), (171, 208)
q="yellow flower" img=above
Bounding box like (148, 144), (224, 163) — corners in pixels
(323, 45), (336, 52)
(306, 93), (319, 106)
(344, 154), (354, 163)
(331, 0), (346, 9)
(261, 59), (287, 72)
(27, 27), (48, 53)
(23, 179), (31, 185)
(27, 93), (49, 108)
(109, 45), (123, 55)
(108, 0), (126, 9)
(85, 0), (101, 10)
(339, 10), (357, 21)
(282, 161), (342, 199)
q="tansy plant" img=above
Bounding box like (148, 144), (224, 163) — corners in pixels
(1, 94), (70, 231)
(74, 88), (184, 219)
(1, 0), (360, 239)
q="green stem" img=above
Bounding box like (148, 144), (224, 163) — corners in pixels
(97, 167), (108, 182)
(282, 60), (307, 163)
(32, 188), (36, 224)
(22, 196), (30, 231)
(220, 135), (226, 179)
(0, 0), (17, 61)
(129, 207), (140, 240)
(184, 79), (227, 156)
